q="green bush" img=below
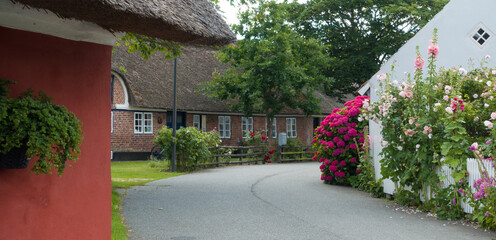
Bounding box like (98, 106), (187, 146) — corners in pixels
(153, 127), (220, 171)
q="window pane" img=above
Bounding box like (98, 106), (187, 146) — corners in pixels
(135, 113), (143, 133)
(144, 113), (153, 133)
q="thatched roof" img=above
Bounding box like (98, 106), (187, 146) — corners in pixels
(12, 0), (236, 45)
(112, 45), (345, 115)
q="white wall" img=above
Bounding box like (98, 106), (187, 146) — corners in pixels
(367, 0), (496, 194)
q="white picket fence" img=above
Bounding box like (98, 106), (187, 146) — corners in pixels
(437, 158), (495, 213)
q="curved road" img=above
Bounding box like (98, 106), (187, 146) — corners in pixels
(121, 162), (496, 240)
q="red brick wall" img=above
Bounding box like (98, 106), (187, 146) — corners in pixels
(112, 112), (316, 153)
(111, 74), (125, 109)
(111, 111), (167, 152)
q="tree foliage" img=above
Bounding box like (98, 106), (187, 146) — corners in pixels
(288, 0), (448, 98)
(201, 0), (331, 139)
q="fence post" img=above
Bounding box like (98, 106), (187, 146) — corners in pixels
(278, 146), (283, 162)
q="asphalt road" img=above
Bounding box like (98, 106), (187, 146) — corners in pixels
(121, 162), (496, 240)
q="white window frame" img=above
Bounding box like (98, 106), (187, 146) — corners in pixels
(111, 111), (114, 133)
(272, 118), (277, 138)
(218, 116), (231, 138)
(134, 112), (153, 134)
(286, 118), (297, 138)
(241, 116), (254, 138)
(193, 114), (201, 130)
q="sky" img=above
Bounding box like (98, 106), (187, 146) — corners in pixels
(217, 0), (307, 38)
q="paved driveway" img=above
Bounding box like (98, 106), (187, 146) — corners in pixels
(121, 162), (496, 240)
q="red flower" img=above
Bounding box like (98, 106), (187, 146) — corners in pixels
(268, 149), (275, 154)
(250, 132), (255, 137)
(264, 155), (270, 160)
(261, 135), (267, 141)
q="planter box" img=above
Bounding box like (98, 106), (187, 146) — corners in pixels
(0, 145), (29, 169)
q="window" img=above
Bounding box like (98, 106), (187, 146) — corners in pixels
(134, 112), (153, 134)
(286, 118), (297, 138)
(241, 117), (253, 137)
(193, 115), (201, 130)
(471, 24), (493, 48)
(272, 118), (277, 138)
(111, 111), (114, 133)
(218, 116), (231, 138)
(266, 117), (277, 138)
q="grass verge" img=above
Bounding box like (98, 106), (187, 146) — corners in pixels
(111, 160), (185, 240)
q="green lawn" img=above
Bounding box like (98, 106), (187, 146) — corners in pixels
(111, 160), (184, 240)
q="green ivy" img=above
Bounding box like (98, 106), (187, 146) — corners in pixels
(0, 80), (83, 176)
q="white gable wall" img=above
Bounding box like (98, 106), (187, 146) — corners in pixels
(367, 0), (496, 194)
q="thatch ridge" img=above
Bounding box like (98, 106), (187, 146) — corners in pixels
(12, 0), (236, 45)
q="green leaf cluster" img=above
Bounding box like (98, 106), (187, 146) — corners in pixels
(201, 0), (331, 136)
(0, 80), (83, 176)
(153, 127), (221, 171)
(290, 0), (448, 99)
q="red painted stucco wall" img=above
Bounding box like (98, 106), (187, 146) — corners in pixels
(0, 26), (111, 239)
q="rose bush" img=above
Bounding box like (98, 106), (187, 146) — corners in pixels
(312, 96), (370, 185)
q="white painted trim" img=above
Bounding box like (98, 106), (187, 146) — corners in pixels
(111, 71), (130, 109)
(358, 81), (370, 96)
(0, 0), (120, 45)
(112, 107), (168, 113)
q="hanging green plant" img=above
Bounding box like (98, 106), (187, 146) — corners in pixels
(0, 79), (83, 176)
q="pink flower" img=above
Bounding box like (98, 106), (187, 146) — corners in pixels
(414, 56), (424, 69)
(484, 120), (493, 129)
(335, 171), (345, 178)
(348, 128), (358, 136)
(404, 129), (415, 137)
(428, 44), (439, 57)
(491, 112), (496, 120)
(340, 160), (346, 166)
(324, 159), (330, 166)
(377, 73), (387, 81)
(337, 141), (345, 147)
(350, 158), (357, 163)
(332, 160), (338, 166)
(356, 168), (362, 173)
(329, 165), (338, 172)
(409, 118), (415, 125)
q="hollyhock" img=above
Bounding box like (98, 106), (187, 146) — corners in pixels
(414, 56), (424, 69)
(428, 42), (439, 57)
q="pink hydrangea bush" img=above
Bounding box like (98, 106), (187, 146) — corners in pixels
(312, 96), (370, 185)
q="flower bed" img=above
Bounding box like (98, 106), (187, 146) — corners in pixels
(369, 29), (496, 228)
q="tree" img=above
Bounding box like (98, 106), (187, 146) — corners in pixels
(288, 0), (448, 99)
(201, 0), (331, 143)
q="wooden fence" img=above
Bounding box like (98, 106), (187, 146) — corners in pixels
(196, 146), (267, 167)
(196, 145), (315, 167)
(277, 145), (313, 162)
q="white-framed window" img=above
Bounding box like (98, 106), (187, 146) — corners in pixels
(193, 115), (201, 130)
(271, 118), (277, 138)
(218, 116), (231, 138)
(241, 116), (253, 137)
(134, 112), (153, 134)
(286, 118), (297, 138)
(111, 111), (114, 133)
(265, 117), (277, 138)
